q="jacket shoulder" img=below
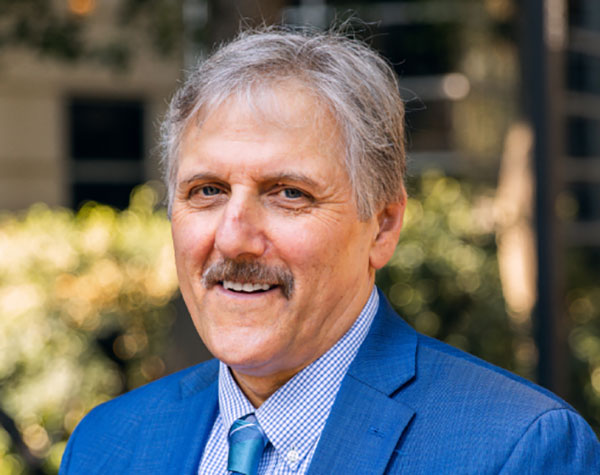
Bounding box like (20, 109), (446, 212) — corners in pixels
(414, 332), (568, 413)
(369, 293), (600, 471)
(60, 359), (219, 474)
(392, 331), (600, 472)
(87, 359), (218, 419)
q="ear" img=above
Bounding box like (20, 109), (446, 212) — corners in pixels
(369, 188), (407, 270)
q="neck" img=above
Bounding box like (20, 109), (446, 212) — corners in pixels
(230, 367), (302, 407)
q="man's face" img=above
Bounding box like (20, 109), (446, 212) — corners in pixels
(171, 83), (381, 382)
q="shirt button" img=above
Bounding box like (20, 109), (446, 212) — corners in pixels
(287, 449), (300, 464)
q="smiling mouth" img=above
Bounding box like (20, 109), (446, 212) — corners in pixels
(203, 259), (294, 299)
(222, 280), (276, 293)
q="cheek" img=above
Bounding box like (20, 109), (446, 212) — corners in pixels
(270, 221), (346, 278)
(273, 218), (373, 289)
(171, 215), (216, 268)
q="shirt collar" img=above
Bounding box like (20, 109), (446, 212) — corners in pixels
(218, 287), (379, 470)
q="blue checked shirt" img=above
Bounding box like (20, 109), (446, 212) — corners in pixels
(198, 287), (379, 474)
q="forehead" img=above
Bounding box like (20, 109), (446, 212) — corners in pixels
(196, 81), (338, 139)
(178, 82), (347, 174)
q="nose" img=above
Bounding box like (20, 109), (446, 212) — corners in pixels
(214, 192), (267, 259)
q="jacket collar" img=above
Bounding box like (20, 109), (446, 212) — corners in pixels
(348, 288), (417, 393)
(179, 358), (219, 398)
(307, 289), (417, 474)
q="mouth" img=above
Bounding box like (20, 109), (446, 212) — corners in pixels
(221, 280), (276, 294)
(202, 259), (294, 299)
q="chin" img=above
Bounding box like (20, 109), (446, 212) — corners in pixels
(204, 331), (281, 373)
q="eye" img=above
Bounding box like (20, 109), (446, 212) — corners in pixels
(200, 185), (221, 196)
(186, 183), (227, 208)
(281, 188), (304, 199)
(188, 184), (223, 198)
(269, 185), (314, 211)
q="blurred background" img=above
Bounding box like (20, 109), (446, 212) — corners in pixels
(0, 0), (599, 472)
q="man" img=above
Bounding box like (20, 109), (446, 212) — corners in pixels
(60, 27), (600, 474)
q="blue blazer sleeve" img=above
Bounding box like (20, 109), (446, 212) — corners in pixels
(499, 408), (600, 473)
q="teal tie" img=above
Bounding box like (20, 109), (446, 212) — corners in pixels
(227, 413), (268, 475)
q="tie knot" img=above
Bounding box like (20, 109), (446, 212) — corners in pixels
(227, 414), (268, 475)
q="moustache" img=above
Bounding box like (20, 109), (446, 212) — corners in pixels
(201, 259), (294, 299)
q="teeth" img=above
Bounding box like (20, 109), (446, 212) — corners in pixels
(223, 281), (272, 292)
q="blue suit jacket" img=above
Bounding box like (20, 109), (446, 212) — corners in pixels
(60, 291), (600, 473)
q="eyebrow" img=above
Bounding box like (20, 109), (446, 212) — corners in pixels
(262, 172), (321, 190)
(177, 171), (323, 191)
(178, 172), (222, 188)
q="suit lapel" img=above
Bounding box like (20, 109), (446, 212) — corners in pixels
(128, 361), (219, 474)
(308, 291), (417, 474)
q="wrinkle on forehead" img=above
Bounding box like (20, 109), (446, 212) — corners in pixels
(189, 80), (342, 150)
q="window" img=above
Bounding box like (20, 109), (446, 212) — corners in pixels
(69, 98), (145, 209)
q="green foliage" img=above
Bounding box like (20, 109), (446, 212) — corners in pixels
(0, 185), (179, 473)
(566, 249), (600, 434)
(377, 171), (515, 370)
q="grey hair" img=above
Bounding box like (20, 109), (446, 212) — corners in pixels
(160, 25), (406, 220)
